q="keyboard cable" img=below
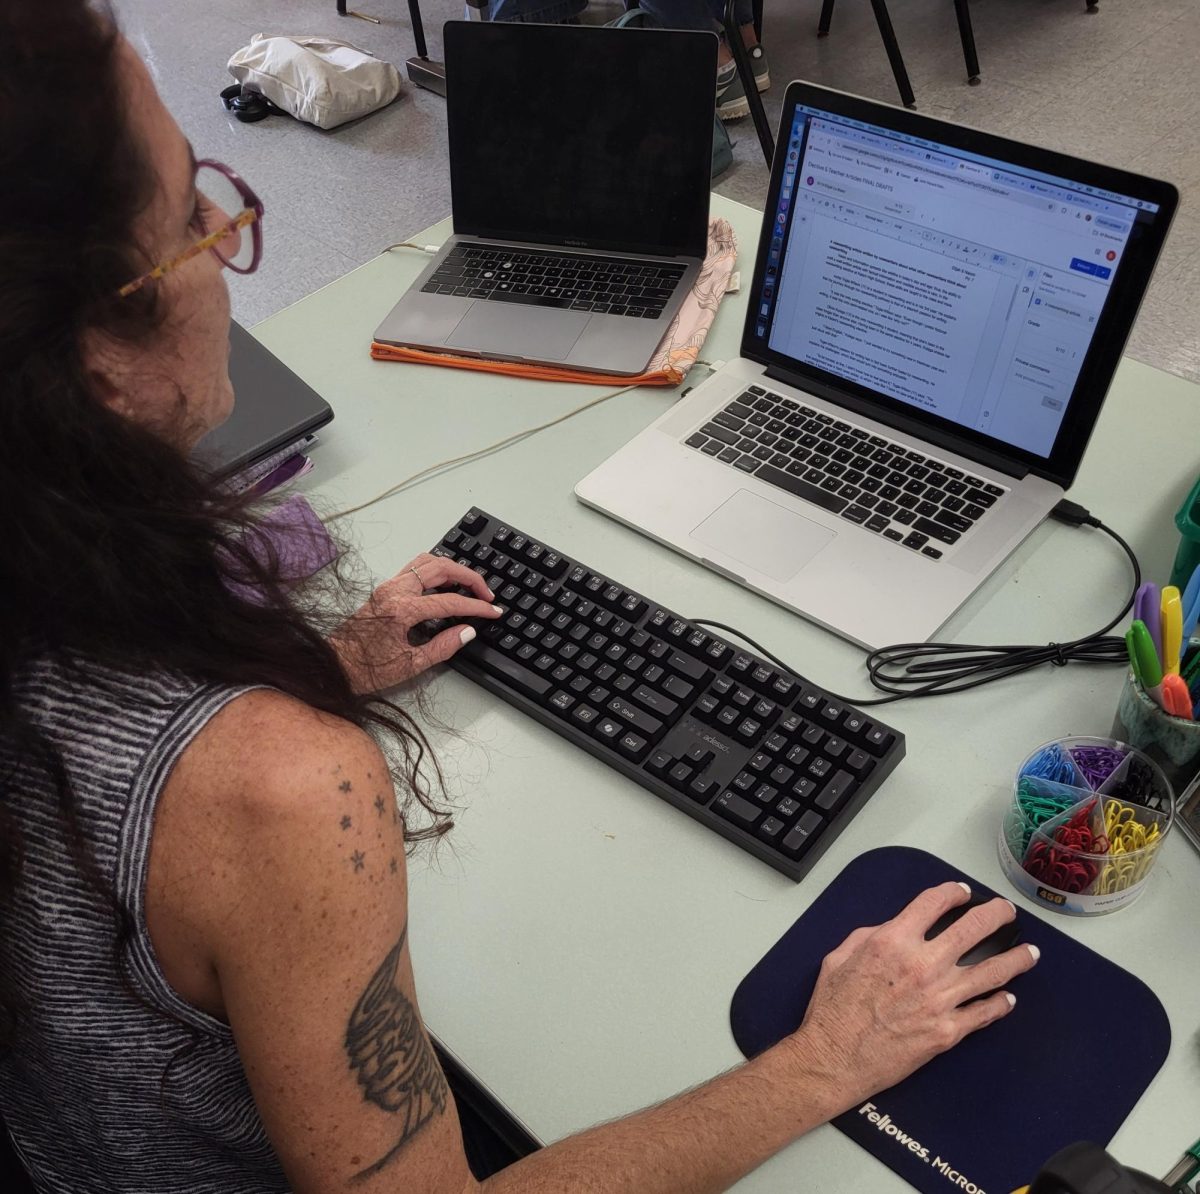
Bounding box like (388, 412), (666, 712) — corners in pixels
(321, 381), (642, 524)
(690, 500), (1140, 706)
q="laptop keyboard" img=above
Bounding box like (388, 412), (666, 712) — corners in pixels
(421, 245), (687, 319)
(685, 385), (1008, 559)
(429, 508), (905, 882)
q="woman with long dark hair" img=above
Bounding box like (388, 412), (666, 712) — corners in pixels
(0, 4), (1037, 1191)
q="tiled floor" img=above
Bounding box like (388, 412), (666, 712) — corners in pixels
(114, 0), (1199, 382)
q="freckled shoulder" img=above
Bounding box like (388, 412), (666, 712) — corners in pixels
(163, 689), (406, 902)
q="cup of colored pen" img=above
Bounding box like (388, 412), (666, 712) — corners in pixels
(1113, 635), (1200, 797)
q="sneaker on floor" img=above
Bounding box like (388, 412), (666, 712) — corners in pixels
(716, 60), (749, 121)
(749, 43), (769, 92)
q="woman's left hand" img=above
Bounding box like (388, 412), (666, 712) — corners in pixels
(328, 553), (503, 693)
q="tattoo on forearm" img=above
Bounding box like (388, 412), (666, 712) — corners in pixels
(345, 928), (448, 1180)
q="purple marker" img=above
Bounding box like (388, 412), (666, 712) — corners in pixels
(1135, 581), (1163, 671)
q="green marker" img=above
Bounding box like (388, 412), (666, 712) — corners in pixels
(1129, 618), (1165, 709)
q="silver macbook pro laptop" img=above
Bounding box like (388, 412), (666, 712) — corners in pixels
(576, 82), (1177, 648)
(373, 21), (716, 376)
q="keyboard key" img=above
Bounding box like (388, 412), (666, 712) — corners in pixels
(934, 508), (972, 534)
(618, 732), (649, 761)
(758, 816), (787, 843)
(593, 716), (624, 743)
(863, 725), (895, 755)
(752, 464), (849, 515)
(912, 517), (960, 545)
(571, 704), (599, 728)
(781, 810), (824, 859)
(548, 689), (576, 715)
(667, 652), (710, 684)
(814, 770), (857, 815)
(469, 645), (550, 697)
(964, 488), (996, 508)
(714, 790), (763, 831)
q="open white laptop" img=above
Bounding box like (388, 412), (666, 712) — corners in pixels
(576, 82), (1177, 649)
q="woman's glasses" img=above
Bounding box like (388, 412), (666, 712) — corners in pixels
(117, 160), (263, 298)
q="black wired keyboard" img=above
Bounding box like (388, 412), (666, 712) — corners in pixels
(429, 508), (905, 881)
(420, 244), (687, 320)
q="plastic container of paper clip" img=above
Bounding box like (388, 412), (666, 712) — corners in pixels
(998, 736), (1174, 915)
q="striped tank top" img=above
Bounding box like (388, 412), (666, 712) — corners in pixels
(0, 658), (289, 1193)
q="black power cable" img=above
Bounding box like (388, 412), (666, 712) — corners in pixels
(691, 500), (1140, 708)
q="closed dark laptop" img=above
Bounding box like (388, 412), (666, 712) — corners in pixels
(192, 321), (333, 477)
(373, 21), (717, 376)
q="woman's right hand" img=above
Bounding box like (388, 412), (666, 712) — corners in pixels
(786, 882), (1038, 1114)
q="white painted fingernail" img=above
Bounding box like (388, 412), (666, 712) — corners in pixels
(1026, 944), (1040, 962)
(459, 626), (476, 645)
(956, 882), (971, 895)
(492, 605), (504, 615)
(1004, 992), (1016, 1008)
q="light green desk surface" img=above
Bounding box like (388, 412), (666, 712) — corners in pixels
(256, 194), (1200, 1189)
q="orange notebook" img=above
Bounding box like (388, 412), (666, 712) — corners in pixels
(371, 217), (738, 387)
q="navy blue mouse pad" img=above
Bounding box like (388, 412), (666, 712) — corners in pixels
(730, 847), (1170, 1194)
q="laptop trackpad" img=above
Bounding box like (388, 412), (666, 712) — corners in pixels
(446, 303), (589, 360)
(692, 490), (836, 583)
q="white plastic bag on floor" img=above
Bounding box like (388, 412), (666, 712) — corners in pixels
(227, 34), (402, 130)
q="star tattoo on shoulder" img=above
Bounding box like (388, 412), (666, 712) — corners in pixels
(340, 815), (352, 830)
(374, 794), (387, 817)
(339, 780), (353, 793)
(350, 850), (365, 872)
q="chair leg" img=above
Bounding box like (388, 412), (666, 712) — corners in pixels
(336, 0), (382, 23)
(752, 0), (764, 42)
(866, 0), (916, 108)
(408, 0), (430, 59)
(952, 0), (980, 84)
(726, 0), (774, 168)
(817, 0), (836, 37)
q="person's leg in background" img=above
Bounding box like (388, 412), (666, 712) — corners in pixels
(638, 0), (767, 120)
(485, 0), (588, 23)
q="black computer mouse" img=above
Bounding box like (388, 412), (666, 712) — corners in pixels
(924, 892), (1020, 967)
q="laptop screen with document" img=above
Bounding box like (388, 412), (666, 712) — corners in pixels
(444, 22), (715, 259)
(745, 86), (1177, 486)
